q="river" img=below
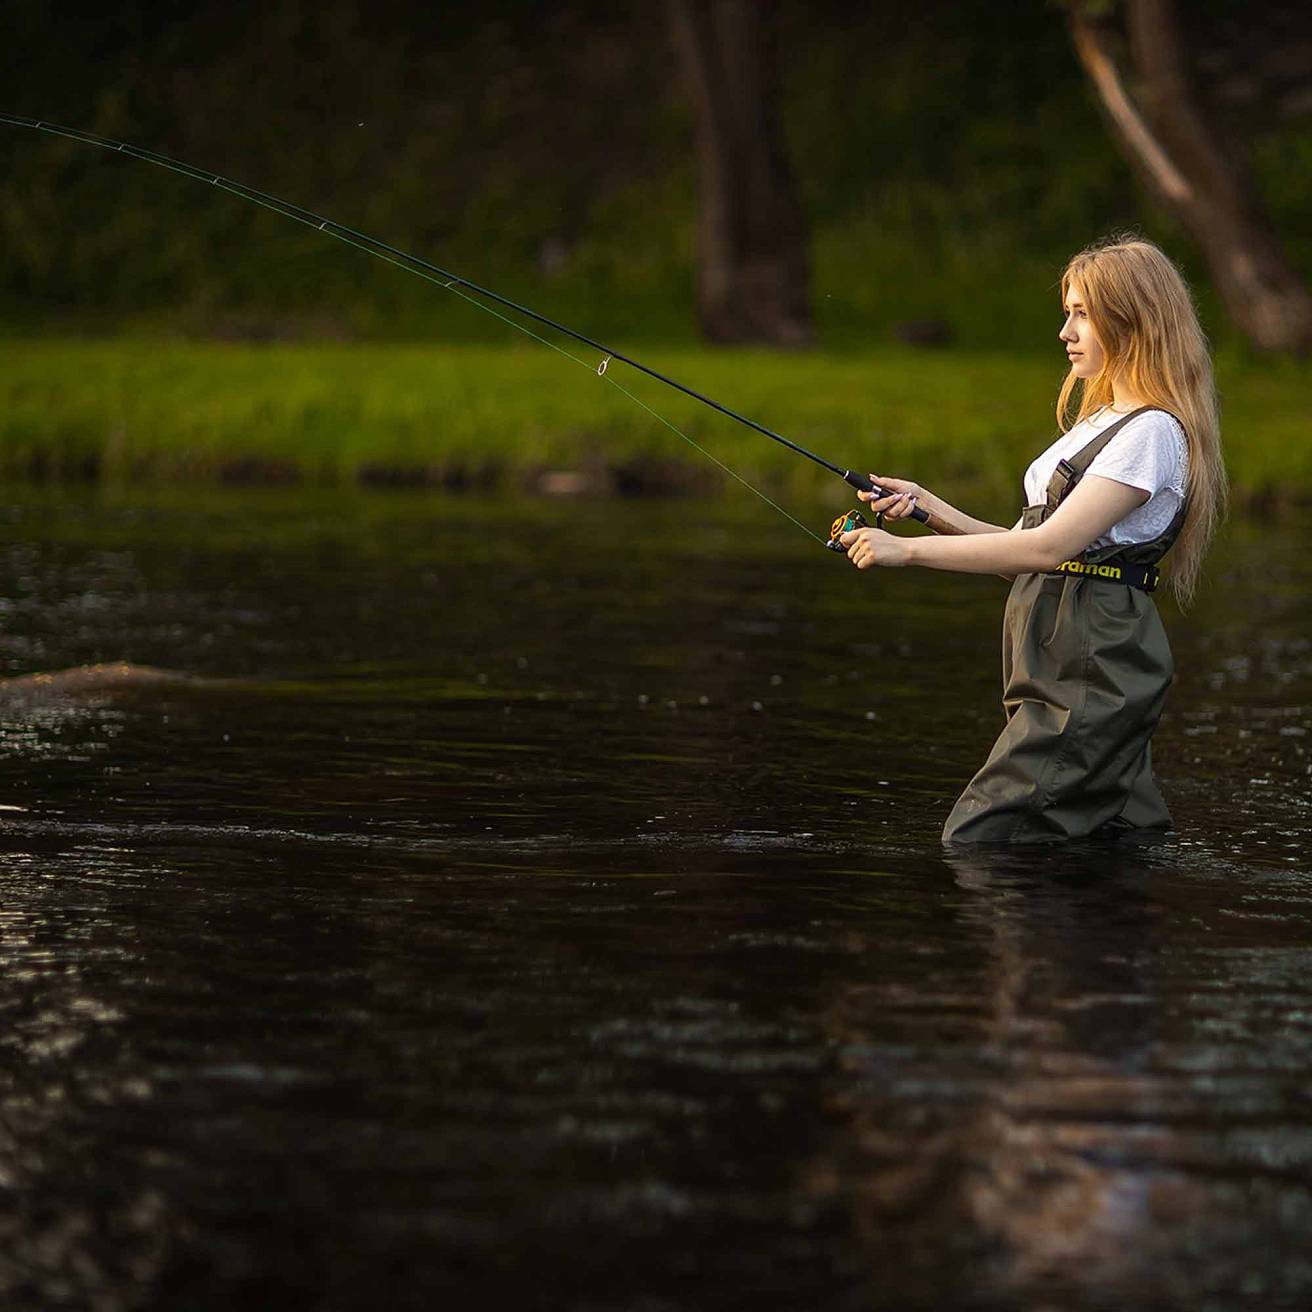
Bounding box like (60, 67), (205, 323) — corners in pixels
(1, 487), (1308, 1309)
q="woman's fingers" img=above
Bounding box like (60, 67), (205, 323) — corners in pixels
(839, 525), (910, 570)
(840, 527), (875, 569)
(858, 475), (918, 506)
(868, 492), (916, 518)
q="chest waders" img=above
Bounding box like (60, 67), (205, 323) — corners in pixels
(942, 407), (1186, 845)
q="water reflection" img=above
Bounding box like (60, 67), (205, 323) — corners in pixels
(808, 842), (1310, 1306)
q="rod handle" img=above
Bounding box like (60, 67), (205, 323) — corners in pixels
(842, 470), (931, 524)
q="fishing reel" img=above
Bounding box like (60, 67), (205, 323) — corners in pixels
(826, 508), (877, 552)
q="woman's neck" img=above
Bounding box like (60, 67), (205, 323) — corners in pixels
(1109, 377), (1149, 412)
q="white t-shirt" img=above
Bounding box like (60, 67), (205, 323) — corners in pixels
(1023, 406), (1188, 547)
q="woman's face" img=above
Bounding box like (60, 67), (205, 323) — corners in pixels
(1059, 280), (1106, 380)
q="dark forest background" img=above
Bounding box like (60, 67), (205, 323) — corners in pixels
(3, 0), (1310, 352)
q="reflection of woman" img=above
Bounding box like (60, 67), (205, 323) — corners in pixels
(839, 237), (1225, 844)
(801, 846), (1177, 1305)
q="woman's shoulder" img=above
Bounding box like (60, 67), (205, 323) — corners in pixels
(1123, 406), (1185, 436)
(1112, 408), (1188, 461)
(1043, 405), (1184, 463)
(1088, 404), (1184, 433)
(1092, 407), (1188, 490)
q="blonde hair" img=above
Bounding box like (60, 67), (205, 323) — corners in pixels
(1057, 234), (1225, 608)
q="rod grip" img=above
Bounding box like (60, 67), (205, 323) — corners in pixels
(842, 470), (930, 524)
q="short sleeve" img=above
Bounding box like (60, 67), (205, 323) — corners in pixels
(1085, 411), (1187, 499)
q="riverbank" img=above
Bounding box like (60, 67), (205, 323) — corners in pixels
(2, 340), (1306, 504)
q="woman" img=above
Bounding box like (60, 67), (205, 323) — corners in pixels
(840, 236), (1225, 844)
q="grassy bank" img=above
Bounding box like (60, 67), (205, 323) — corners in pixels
(1, 340), (1307, 506)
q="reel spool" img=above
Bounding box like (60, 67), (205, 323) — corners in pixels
(826, 509), (868, 552)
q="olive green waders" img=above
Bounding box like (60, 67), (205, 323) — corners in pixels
(942, 407), (1185, 845)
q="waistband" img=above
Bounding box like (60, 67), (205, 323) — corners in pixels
(1048, 558), (1160, 592)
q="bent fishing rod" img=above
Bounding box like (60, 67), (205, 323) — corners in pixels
(1, 112), (932, 545)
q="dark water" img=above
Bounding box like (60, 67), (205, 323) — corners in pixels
(1, 488), (1308, 1310)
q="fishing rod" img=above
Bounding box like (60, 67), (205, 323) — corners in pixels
(0, 113), (932, 543)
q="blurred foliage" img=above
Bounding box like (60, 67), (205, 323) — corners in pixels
(1, 0), (1309, 349)
(3, 340), (1307, 502)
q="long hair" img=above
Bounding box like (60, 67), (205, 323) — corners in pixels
(1056, 235), (1225, 608)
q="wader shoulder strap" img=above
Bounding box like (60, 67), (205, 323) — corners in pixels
(1038, 406), (1186, 592)
(1044, 405), (1169, 515)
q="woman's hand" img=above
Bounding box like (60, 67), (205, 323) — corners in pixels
(840, 525), (913, 570)
(856, 474), (924, 522)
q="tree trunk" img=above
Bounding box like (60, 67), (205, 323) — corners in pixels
(1068, 0), (1312, 355)
(667, 0), (813, 345)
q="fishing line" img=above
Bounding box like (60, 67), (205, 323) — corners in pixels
(289, 196), (825, 543)
(376, 254), (824, 543)
(1, 113), (921, 540)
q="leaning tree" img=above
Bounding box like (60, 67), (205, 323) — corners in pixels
(1066, 0), (1312, 354)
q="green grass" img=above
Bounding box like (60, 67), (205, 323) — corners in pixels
(1, 340), (1305, 509)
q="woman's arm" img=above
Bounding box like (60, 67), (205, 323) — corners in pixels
(841, 474), (1149, 574)
(858, 475), (1007, 536)
(913, 491), (1009, 537)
